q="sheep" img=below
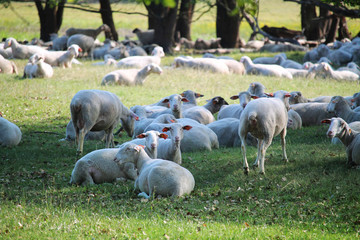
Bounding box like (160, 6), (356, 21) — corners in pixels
(217, 91), (252, 120)
(331, 121), (360, 145)
(327, 96), (360, 123)
(132, 28), (155, 46)
(128, 130), (168, 159)
(247, 82), (267, 98)
(322, 118), (360, 166)
(70, 89), (139, 155)
(194, 38), (221, 50)
(252, 53), (287, 64)
(0, 54), (18, 74)
(67, 34), (95, 58)
(287, 109), (302, 130)
(317, 44), (352, 66)
(23, 54), (38, 78)
(92, 39), (116, 59)
(66, 24), (111, 39)
(274, 54), (303, 69)
(183, 96), (229, 124)
(289, 91), (309, 105)
(27, 54), (54, 79)
(101, 63), (162, 86)
(128, 46), (148, 56)
(240, 56), (293, 79)
(50, 33), (68, 51)
(239, 90), (290, 174)
(338, 62), (360, 76)
(114, 143), (195, 199)
(69, 148), (137, 186)
(219, 59), (245, 74)
(55, 44), (82, 68)
(207, 118), (257, 148)
(173, 57), (230, 74)
(291, 102), (335, 126)
(260, 43), (307, 52)
(286, 68), (309, 78)
(0, 114), (22, 147)
(150, 94), (189, 119)
(179, 37), (195, 49)
(61, 119), (106, 142)
(311, 62), (359, 81)
(116, 46), (164, 68)
(158, 124), (192, 164)
(3, 37), (47, 59)
(108, 45), (130, 60)
(0, 43), (13, 58)
(92, 54), (117, 66)
(180, 90), (204, 109)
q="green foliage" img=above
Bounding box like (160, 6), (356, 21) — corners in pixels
(143, 0), (177, 8)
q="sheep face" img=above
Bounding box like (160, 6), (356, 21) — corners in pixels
(151, 46), (165, 57)
(137, 130), (168, 151)
(231, 91), (251, 108)
(162, 94), (189, 114)
(121, 111), (139, 137)
(322, 118), (350, 139)
(147, 64), (163, 75)
(114, 143), (143, 168)
(162, 124), (192, 148)
(327, 96), (344, 114)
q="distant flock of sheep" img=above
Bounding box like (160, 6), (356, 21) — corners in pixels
(1, 25), (360, 199)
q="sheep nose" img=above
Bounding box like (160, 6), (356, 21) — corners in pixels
(242, 103), (247, 108)
(175, 136), (180, 142)
(173, 104), (178, 110)
(327, 131), (333, 137)
(151, 143), (157, 149)
(113, 158), (118, 162)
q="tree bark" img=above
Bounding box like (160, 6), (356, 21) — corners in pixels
(338, 16), (352, 40)
(35, 0), (66, 42)
(99, 0), (118, 41)
(216, 0), (240, 48)
(145, 1), (179, 53)
(175, 0), (195, 40)
(325, 15), (340, 44)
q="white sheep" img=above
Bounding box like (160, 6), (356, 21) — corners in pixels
(180, 90), (204, 109)
(114, 142), (195, 198)
(183, 96), (229, 124)
(61, 119), (106, 142)
(66, 24), (110, 39)
(70, 89), (139, 155)
(3, 38), (47, 59)
(27, 54), (54, 79)
(291, 102), (335, 126)
(327, 96), (360, 123)
(101, 63), (162, 86)
(57, 44), (82, 68)
(69, 148), (137, 186)
(150, 94), (189, 119)
(240, 56), (293, 79)
(322, 118), (360, 166)
(0, 54), (18, 74)
(0, 43), (13, 58)
(287, 109), (302, 130)
(252, 53), (287, 64)
(0, 114), (22, 147)
(247, 82), (267, 98)
(274, 55), (303, 69)
(239, 90), (290, 174)
(173, 57), (230, 74)
(217, 91), (252, 120)
(338, 62), (360, 76)
(312, 62), (359, 81)
(117, 46), (164, 68)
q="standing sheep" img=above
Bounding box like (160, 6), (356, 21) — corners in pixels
(101, 63), (163, 86)
(69, 148), (137, 186)
(67, 34), (95, 58)
(114, 143), (195, 199)
(66, 24), (111, 39)
(0, 113), (22, 147)
(70, 89), (139, 155)
(239, 90), (290, 174)
(132, 28), (155, 45)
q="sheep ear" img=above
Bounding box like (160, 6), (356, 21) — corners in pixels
(181, 97), (189, 102)
(265, 93), (274, 97)
(136, 133), (146, 139)
(162, 99), (170, 103)
(196, 93), (204, 98)
(251, 95), (259, 99)
(130, 112), (139, 121)
(212, 98), (219, 104)
(230, 95), (239, 100)
(162, 127), (171, 132)
(170, 119), (175, 123)
(159, 133), (168, 139)
(285, 93), (291, 98)
(183, 125), (192, 131)
(135, 145), (145, 152)
(321, 119), (331, 124)
(180, 93), (185, 97)
(351, 98), (355, 102)
(78, 47), (83, 52)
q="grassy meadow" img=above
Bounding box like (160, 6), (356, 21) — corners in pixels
(1, 1), (360, 239)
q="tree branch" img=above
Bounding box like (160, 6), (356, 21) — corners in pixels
(64, 4), (148, 17)
(284, 0), (360, 18)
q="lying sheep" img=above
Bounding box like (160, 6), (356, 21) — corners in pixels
(70, 89), (139, 155)
(0, 43), (13, 58)
(132, 28), (155, 45)
(240, 56), (293, 79)
(312, 62), (359, 81)
(291, 102), (335, 126)
(4, 37), (47, 59)
(150, 94), (189, 119)
(247, 82), (267, 98)
(117, 46), (164, 68)
(61, 119), (106, 142)
(322, 118), (360, 166)
(180, 90), (204, 109)
(194, 38), (221, 50)
(183, 96), (228, 124)
(217, 91), (252, 120)
(0, 54), (18, 74)
(239, 90), (290, 174)
(287, 109), (302, 130)
(57, 44), (82, 68)
(338, 62), (360, 76)
(327, 96), (360, 123)
(108, 45), (130, 60)
(92, 54), (117, 66)
(101, 63), (162, 86)
(0, 114), (22, 147)
(50, 33), (68, 51)
(66, 24), (110, 39)
(67, 34), (95, 58)
(274, 55), (303, 69)
(114, 142), (195, 198)
(69, 148), (137, 186)
(174, 57), (230, 74)
(26, 54), (54, 79)
(253, 53), (287, 64)
(289, 91), (309, 105)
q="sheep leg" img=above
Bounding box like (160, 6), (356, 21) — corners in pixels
(77, 128), (86, 155)
(240, 134), (249, 175)
(259, 138), (272, 175)
(280, 128), (288, 162)
(253, 139), (262, 169)
(105, 128), (115, 148)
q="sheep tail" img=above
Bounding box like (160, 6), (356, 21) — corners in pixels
(248, 112), (257, 126)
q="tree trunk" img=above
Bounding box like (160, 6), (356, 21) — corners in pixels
(325, 15), (340, 44)
(216, 0), (240, 48)
(35, 0), (66, 42)
(99, 0), (118, 41)
(338, 16), (352, 40)
(301, 3), (317, 40)
(145, 1), (179, 53)
(175, 0), (195, 40)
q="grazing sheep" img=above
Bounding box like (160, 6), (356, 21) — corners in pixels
(217, 91), (252, 120)
(101, 63), (162, 86)
(114, 143), (195, 199)
(207, 118), (257, 148)
(67, 34), (95, 58)
(4, 37), (46, 59)
(322, 118), (360, 166)
(247, 82), (267, 98)
(0, 54), (18, 74)
(239, 90), (290, 174)
(66, 24), (110, 39)
(69, 148), (137, 186)
(183, 96), (228, 124)
(287, 109), (302, 130)
(70, 89), (139, 155)
(240, 56), (293, 79)
(174, 57), (230, 74)
(291, 102), (335, 126)
(27, 54), (54, 79)
(132, 28), (155, 45)
(62, 119), (106, 142)
(327, 96), (360, 123)
(0, 114), (22, 147)
(117, 46), (164, 68)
